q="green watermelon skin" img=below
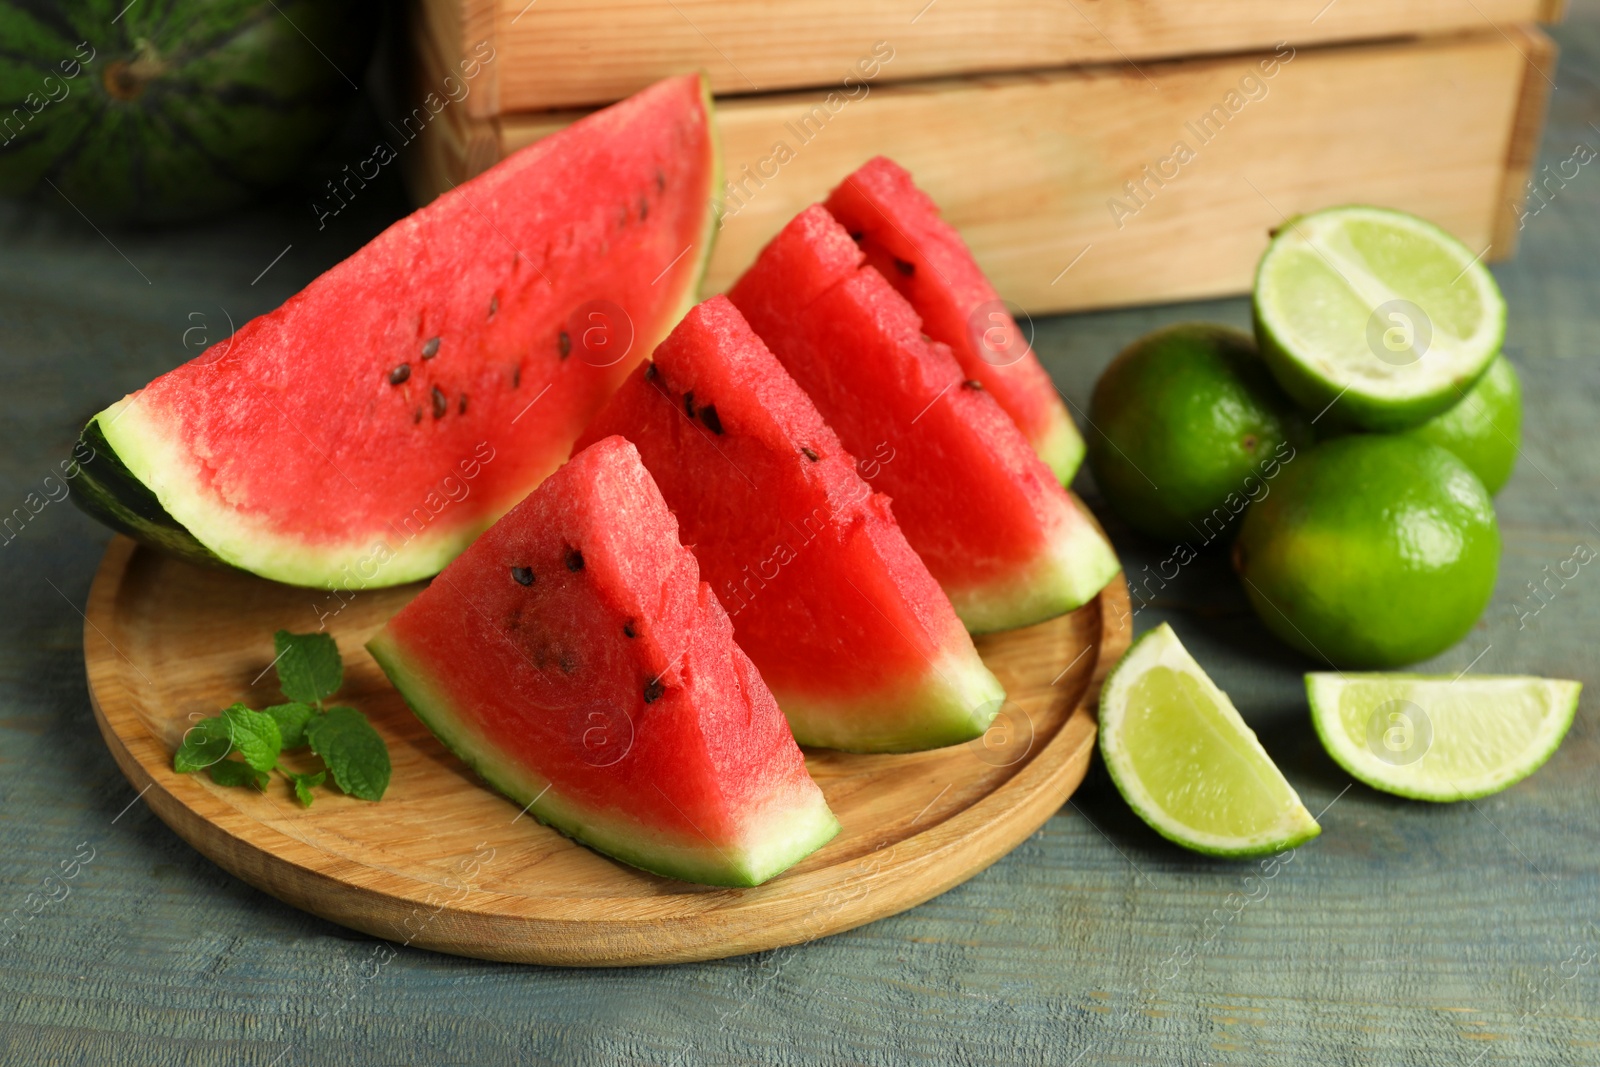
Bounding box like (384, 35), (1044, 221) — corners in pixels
(0, 0), (375, 224)
(368, 436), (839, 887)
(73, 74), (720, 589)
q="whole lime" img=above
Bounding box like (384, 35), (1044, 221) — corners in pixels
(1402, 353), (1521, 494)
(1233, 435), (1500, 668)
(1087, 323), (1308, 543)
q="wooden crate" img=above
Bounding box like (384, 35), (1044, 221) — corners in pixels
(405, 27), (1555, 314)
(416, 0), (1563, 113)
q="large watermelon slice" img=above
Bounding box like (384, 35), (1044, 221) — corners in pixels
(73, 74), (719, 589)
(577, 296), (1005, 752)
(823, 157), (1086, 483)
(728, 206), (1120, 634)
(367, 436), (838, 886)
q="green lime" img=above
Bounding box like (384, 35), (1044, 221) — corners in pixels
(1100, 623), (1321, 857)
(1232, 435), (1499, 668)
(1253, 205), (1506, 430)
(1307, 673), (1579, 801)
(1087, 324), (1308, 543)
(1402, 353), (1521, 494)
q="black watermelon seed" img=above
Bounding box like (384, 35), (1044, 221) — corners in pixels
(413, 408), (422, 424)
(849, 230), (864, 242)
(512, 365), (522, 388)
(488, 296), (499, 318)
(644, 362), (658, 381)
(565, 548), (584, 572)
(802, 446), (820, 462)
(639, 197), (649, 221)
(388, 363), (411, 385)
(623, 619), (637, 638)
(422, 336), (440, 359)
(684, 391), (696, 418)
(643, 679), (665, 704)
(558, 330), (571, 358)
(655, 168), (666, 193)
(699, 404), (723, 435)
(894, 258), (915, 276)
(963, 379), (984, 390)
(459, 393), (468, 415)
(511, 566), (534, 586)
(432, 385), (447, 418)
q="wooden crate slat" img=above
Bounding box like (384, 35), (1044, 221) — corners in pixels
(426, 0), (1562, 115)
(406, 29), (1555, 314)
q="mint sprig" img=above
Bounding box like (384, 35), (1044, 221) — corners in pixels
(174, 717), (233, 773)
(264, 702), (315, 749)
(307, 707), (391, 802)
(172, 631), (391, 807)
(273, 630), (343, 705)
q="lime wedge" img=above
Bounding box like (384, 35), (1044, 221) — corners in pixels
(1100, 624), (1321, 856)
(1307, 673), (1580, 801)
(1253, 205), (1505, 430)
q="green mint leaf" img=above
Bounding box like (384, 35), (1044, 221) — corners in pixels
(287, 770), (326, 808)
(174, 717), (232, 773)
(273, 630), (343, 706)
(208, 759), (269, 791)
(220, 703), (281, 773)
(264, 702), (316, 750)
(306, 706), (390, 801)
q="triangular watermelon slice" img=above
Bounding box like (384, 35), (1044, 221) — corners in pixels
(367, 436), (839, 887)
(823, 157), (1086, 483)
(728, 206), (1120, 633)
(577, 296), (1005, 752)
(73, 75), (720, 589)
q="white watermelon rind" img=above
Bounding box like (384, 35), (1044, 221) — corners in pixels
(89, 397), (479, 587)
(366, 632), (841, 888)
(1035, 402), (1087, 486)
(779, 643), (1006, 753)
(950, 494), (1121, 634)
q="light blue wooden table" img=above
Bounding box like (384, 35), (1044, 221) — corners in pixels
(3, 8), (1599, 1065)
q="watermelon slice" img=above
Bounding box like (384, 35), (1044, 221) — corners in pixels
(367, 436), (838, 886)
(728, 206), (1120, 634)
(73, 74), (720, 589)
(577, 296), (1005, 752)
(823, 157), (1086, 483)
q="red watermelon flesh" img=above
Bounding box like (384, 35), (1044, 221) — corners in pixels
(823, 157), (1085, 483)
(728, 206), (1120, 633)
(78, 74), (718, 590)
(366, 436), (838, 887)
(577, 296), (1005, 752)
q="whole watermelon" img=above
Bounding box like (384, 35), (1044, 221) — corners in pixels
(0, 0), (376, 224)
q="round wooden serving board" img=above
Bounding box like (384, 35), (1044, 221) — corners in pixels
(84, 536), (1130, 966)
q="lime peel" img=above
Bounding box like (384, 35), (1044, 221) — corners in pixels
(1254, 205), (1506, 429)
(1307, 673), (1579, 801)
(1099, 623), (1321, 857)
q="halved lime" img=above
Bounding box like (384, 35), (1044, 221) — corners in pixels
(1308, 673), (1580, 801)
(1253, 205), (1506, 430)
(1099, 624), (1321, 857)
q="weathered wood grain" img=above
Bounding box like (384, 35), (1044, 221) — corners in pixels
(416, 0), (1564, 113)
(408, 29), (1554, 314)
(82, 538), (1129, 966)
